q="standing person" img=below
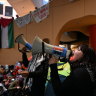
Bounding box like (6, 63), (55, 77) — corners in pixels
(45, 56), (71, 96)
(19, 46), (49, 96)
(49, 45), (96, 96)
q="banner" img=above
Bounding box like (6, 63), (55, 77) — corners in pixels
(15, 13), (32, 27)
(0, 18), (14, 48)
(32, 3), (49, 23)
(15, 3), (49, 27)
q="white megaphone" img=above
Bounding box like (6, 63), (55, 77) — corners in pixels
(32, 36), (71, 58)
(15, 34), (32, 50)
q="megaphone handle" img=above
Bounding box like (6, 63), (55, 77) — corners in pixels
(42, 42), (45, 57)
(18, 43), (21, 52)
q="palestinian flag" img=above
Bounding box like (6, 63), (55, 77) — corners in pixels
(0, 18), (14, 48)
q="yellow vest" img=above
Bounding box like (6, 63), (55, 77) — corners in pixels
(47, 62), (71, 80)
(57, 62), (71, 77)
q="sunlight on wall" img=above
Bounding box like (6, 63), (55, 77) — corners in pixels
(43, 0), (49, 5)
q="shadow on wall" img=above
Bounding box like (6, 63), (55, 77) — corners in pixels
(60, 31), (89, 45)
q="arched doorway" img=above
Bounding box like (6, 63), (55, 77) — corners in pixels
(59, 31), (89, 49)
(55, 15), (96, 50)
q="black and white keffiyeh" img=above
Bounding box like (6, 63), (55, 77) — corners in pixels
(24, 54), (44, 88)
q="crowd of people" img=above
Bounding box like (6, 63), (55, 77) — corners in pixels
(0, 44), (96, 96)
(0, 62), (26, 96)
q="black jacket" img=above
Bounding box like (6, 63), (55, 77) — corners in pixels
(50, 64), (94, 96)
(22, 53), (49, 96)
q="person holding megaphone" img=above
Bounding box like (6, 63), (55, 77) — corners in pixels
(15, 35), (49, 96)
(18, 46), (49, 96)
(48, 44), (96, 96)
